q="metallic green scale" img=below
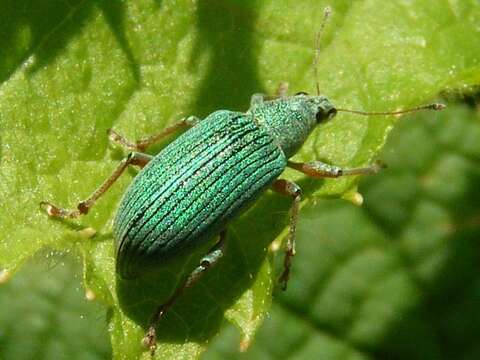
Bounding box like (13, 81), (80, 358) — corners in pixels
(114, 95), (335, 278)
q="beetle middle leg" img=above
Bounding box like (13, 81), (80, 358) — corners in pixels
(271, 179), (302, 291)
(272, 161), (385, 290)
(287, 159), (386, 178)
(143, 229), (228, 355)
(40, 152), (152, 219)
(108, 115), (200, 152)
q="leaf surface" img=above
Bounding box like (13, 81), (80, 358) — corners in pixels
(0, 1), (479, 358)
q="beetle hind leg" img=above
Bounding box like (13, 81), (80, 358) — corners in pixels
(143, 229), (228, 355)
(271, 179), (302, 291)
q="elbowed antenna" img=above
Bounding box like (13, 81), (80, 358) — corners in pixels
(314, 6), (332, 96)
(336, 103), (446, 116)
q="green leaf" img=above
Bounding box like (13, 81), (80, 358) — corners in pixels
(0, 253), (111, 359)
(0, 1), (479, 359)
(203, 102), (480, 359)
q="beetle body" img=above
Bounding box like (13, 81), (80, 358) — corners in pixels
(114, 95), (336, 278)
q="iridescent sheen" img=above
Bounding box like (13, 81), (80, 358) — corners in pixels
(114, 95), (335, 278)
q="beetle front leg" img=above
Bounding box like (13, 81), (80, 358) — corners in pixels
(40, 152), (152, 219)
(250, 83), (290, 109)
(143, 229), (228, 355)
(288, 160), (386, 178)
(108, 115), (201, 152)
(271, 179), (302, 291)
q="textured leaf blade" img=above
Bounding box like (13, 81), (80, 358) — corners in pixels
(0, 1), (479, 359)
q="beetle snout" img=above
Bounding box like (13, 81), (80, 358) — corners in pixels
(316, 106), (337, 123)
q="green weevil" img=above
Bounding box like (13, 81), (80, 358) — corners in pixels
(40, 8), (445, 354)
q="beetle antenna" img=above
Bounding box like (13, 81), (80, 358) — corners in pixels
(314, 6), (332, 96)
(336, 103), (446, 116)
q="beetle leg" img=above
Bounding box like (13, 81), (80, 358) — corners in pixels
(143, 229), (228, 355)
(250, 83), (290, 109)
(276, 81), (289, 98)
(287, 160), (386, 178)
(250, 93), (266, 108)
(40, 152), (152, 219)
(108, 115), (201, 152)
(271, 179), (302, 291)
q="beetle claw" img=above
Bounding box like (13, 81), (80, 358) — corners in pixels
(278, 270), (290, 291)
(142, 326), (157, 356)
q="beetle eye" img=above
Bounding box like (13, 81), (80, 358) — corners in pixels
(327, 108), (337, 119)
(295, 91), (309, 96)
(316, 108), (337, 123)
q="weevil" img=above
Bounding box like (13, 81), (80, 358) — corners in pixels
(40, 8), (445, 354)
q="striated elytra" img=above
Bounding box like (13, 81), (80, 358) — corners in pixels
(114, 95), (335, 279)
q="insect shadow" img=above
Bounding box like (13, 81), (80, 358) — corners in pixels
(115, 177), (318, 344)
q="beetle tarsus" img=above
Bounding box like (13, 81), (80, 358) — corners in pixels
(142, 326), (157, 356)
(278, 269), (290, 291)
(40, 201), (80, 218)
(107, 128), (139, 151)
(278, 246), (295, 291)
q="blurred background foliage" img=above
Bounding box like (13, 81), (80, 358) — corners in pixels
(1, 0), (479, 359)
